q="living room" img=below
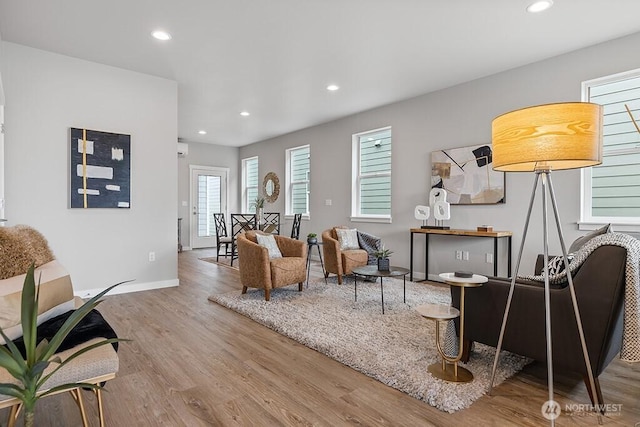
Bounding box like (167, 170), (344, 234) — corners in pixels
(1, 1), (640, 425)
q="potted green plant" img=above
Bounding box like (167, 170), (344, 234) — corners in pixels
(307, 233), (317, 245)
(0, 264), (128, 427)
(250, 196), (266, 225)
(374, 247), (393, 271)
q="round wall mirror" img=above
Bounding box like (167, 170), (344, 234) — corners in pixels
(263, 172), (280, 203)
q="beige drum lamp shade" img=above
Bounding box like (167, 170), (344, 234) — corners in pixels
(492, 102), (603, 172)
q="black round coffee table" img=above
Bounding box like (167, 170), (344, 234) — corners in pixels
(351, 265), (410, 314)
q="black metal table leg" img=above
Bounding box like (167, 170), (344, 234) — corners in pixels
(425, 234), (429, 281)
(380, 277), (385, 314)
(410, 231), (414, 281)
(306, 246), (312, 288)
(508, 236), (512, 277)
(354, 274), (358, 301)
(493, 237), (498, 277)
(403, 275), (406, 303)
(316, 244), (327, 284)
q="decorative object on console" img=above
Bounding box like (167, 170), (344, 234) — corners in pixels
(414, 205), (430, 228)
(421, 188), (450, 229)
(431, 143), (505, 205)
(489, 102), (603, 425)
(70, 128), (131, 209)
(477, 225), (493, 232)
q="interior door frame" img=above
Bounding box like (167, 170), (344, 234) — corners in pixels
(189, 165), (230, 249)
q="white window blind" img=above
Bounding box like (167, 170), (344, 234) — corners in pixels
(242, 156), (259, 213)
(286, 145), (310, 215)
(352, 127), (392, 221)
(197, 175), (221, 237)
(582, 69), (640, 225)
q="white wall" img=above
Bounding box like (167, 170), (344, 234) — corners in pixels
(239, 31), (640, 279)
(177, 140), (239, 249)
(2, 42), (178, 295)
(0, 31), (5, 222)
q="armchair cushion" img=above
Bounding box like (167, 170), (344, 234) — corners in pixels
(336, 228), (359, 250)
(256, 234), (282, 259)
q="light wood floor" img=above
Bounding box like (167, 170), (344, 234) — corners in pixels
(3, 248), (639, 426)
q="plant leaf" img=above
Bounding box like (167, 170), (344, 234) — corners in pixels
(20, 264), (39, 368)
(35, 338), (49, 360)
(0, 326), (27, 373)
(0, 348), (26, 380)
(0, 383), (27, 399)
(41, 280), (132, 361)
(30, 360), (51, 378)
(38, 338), (125, 389)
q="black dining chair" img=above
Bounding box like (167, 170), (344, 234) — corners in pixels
(290, 213), (302, 239)
(213, 213), (233, 262)
(230, 214), (257, 266)
(261, 212), (280, 235)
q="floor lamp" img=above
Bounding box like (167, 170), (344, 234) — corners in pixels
(488, 102), (604, 426)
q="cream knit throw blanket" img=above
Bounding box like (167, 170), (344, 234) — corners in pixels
(519, 232), (640, 363)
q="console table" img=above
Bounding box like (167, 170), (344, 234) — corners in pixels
(409, 228), (512, 281)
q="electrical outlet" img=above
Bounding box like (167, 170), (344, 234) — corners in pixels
(325, 199), (332, 206)
(486, 253), (493, 264)
(149, 251), (156, 262)
(463, 251), (469, 261)
(455, 250), (463, 260)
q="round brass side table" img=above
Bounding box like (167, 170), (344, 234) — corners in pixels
(416, 272), (487, 382)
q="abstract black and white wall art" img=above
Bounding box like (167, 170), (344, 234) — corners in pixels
(431, 144), (505, 205)
(70, 128), (131, 208)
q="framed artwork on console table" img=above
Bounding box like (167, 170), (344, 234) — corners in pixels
(70, 127), (131, 209)
(431, 143), (505, 205)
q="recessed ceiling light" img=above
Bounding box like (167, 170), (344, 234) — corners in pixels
(198, 130), (207, 135)
(527, 0), (553, 13)
(327, 84), (339, 91)
(151, 30), (172, 41)
(240, 111), (250, 117)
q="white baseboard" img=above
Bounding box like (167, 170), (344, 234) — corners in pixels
(74, 278), (179, 299)
(182, 246), (192, 251)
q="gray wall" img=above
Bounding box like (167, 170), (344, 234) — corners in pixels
(2, 42), (178, 294)
(239, 32), (640, 279)
(177, 140), (239, 249)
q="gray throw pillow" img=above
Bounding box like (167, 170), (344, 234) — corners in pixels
(568, 224), (612, 254)
(256, 234), (283, 259)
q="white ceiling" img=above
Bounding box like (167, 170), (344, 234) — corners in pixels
(1, 1), (640, 147)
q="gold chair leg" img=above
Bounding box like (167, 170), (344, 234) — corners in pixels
(7, 403), (21, 427)
(69, 388), (89, 427)
(94, 388), (106, 427)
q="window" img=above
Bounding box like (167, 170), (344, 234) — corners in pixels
(351, 127), (392, 222)
(581, 69), (640, 229)
(242, 156), (259, 213)
(286, 145), (310, 217)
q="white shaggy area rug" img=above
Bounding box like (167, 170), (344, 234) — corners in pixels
(208, 276), (529, 413)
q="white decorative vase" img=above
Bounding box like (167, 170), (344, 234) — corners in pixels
(257, 207), (264, 229)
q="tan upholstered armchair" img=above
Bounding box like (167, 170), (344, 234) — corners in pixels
(321, 227), (369, 284)
(237, 231), (308, 301)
